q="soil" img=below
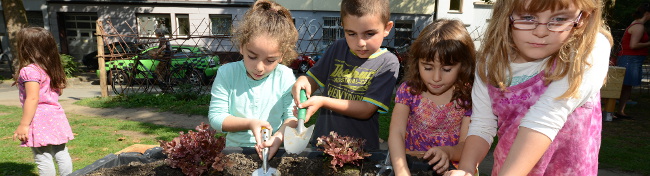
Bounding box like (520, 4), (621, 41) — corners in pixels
(86, 153), (380, 176)
(86, 152), (438, 176)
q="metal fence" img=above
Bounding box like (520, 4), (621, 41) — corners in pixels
(94, 16), (495, 96)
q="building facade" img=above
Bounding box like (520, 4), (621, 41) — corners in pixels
(0, 0), (493, 61)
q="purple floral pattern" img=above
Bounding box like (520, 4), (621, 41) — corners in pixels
(395, 82), (468, 151)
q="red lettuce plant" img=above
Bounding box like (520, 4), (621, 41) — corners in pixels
(159, 122), (227, 176)
(316, 131), (371, 171)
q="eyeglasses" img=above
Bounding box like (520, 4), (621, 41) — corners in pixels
(510, 12), (582, 32)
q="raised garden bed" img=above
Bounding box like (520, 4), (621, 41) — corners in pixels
(71, 146), (437, 176)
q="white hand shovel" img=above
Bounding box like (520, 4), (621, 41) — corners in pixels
(283, 90), (315, 154)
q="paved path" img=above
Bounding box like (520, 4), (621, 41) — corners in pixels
(0, 78), (642, 176)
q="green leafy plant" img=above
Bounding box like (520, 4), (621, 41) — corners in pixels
(59, 54), (78, 77)
(316, 131), (371, 171)
(159, 122), (228, 176)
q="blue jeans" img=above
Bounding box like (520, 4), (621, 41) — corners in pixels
(617, 55), (647, 86)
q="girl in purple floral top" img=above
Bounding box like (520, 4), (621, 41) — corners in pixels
(388, 19), (475, 175)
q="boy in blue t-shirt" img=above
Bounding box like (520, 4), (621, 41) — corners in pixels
(291, 0), (399, 151)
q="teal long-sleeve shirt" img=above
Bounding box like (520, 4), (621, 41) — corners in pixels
(208, 61), (296, 147)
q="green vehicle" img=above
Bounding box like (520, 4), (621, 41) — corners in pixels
(97, 45), (220, 94)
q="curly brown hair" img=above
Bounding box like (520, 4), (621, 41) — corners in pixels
(232, 0), (298, 66)
(403, 19), (475, 109)
(13, 27), (67, 94)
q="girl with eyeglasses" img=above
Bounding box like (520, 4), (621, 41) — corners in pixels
(445, 0), (613, 175)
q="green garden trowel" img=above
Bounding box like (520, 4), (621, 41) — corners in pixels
(283, 90), (315, 154)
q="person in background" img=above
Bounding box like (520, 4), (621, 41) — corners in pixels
(446, 0), (613, 175)
(388, 19), (475, 175)
(12, 27), (75, 176)
(616, 2), (650, 120)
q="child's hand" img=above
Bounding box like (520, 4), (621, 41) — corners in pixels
(13, 124), (29, 142)
(255, 134), (282, 159)
(292, 76), (313, 105)
(443, 170), (473, 176)
(250, 120), (272, 150)
(293, 96), (326, 122)
(424, 147), (450, 174)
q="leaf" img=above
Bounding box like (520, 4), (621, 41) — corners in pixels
(315, 131), (371, 172)
(159, 122), (228, 175)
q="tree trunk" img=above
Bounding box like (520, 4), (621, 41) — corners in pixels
(1, 0), (28, 76)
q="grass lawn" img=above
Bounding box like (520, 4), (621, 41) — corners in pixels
(599, 92), (650, 174)
(0, 104), (188, 176)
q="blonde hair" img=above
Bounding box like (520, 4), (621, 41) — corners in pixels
(404, 19), (475, 110)
(340, 0), (390, 25)
(13, 27), (67, 93)
(232, 0), (298, 65)
(477, 0), (613, 99)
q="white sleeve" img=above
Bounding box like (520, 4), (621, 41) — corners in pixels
(467, 71), (499, 145)
(519, 33), (611, 140)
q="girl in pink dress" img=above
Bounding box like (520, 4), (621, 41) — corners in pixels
(446, 0), (613, 176)
(12, 27), (74, 176)
(388, 19), (475, 175)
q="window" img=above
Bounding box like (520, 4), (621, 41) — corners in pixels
(450, 0), (462, 12)
(322, 17), (343, 42)
(210, 14), (232, 36)
(27, 11), (44, 27)
(176, 14), (190, 36)
(394, 20), (413, 47)
(137, 14), (171, 36)
(63, 14), (98, 38)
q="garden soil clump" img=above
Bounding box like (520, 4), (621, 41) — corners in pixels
(87, 153), (396, 176)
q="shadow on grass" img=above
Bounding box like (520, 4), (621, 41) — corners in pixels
(600, 92), (650, 175)
(0, 162), (37, 176)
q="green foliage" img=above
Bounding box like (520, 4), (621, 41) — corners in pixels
(608, 0), (649, 30)
(60, 54), (78, 78)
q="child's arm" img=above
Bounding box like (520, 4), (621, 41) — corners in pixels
(452, 72), (496, 175)
(388, 102), (411, 175)
(452, 136), (491, 176)
(301, 95), (378, 120)
(293, 75), (377, 120)
(258, 117), (297, 159)
(13, 82), (39, 142)
(208, 66), (272, 142)
(292, 75), (319, 104)
(498, 127), (551, 175)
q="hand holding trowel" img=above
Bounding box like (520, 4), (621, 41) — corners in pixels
(283, 89), (315, 154)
